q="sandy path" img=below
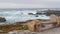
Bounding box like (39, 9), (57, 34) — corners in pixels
(24, 27), (60, 34)
(39, 27), (60, 34)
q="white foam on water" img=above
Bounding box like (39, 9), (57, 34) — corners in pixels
(0, 10), (50, 23)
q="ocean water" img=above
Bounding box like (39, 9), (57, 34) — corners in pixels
(0, 9), (50, 23)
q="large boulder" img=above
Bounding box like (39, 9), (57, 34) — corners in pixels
(0, 17), (6, 22)
(27, 19), (41, 32)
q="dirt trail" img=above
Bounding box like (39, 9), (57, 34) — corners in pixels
(40, 27), (60, 34)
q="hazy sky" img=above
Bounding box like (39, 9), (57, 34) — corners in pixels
(0, 0), (60, 8)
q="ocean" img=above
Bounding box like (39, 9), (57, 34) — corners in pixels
(0, 8), (50, 23)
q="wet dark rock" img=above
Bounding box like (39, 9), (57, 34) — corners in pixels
(35, 15), (39, 17)
(0, 17), (6, 22)
(28, 13), (34, 15)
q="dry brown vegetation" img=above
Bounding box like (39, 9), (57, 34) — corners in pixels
(0, 22), (28, 32)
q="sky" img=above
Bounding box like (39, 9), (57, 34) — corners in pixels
(0, 0), (60, 8)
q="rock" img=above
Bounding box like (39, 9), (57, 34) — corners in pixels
(27, 19), (41, 32)
(0, 17), (6, 22)
(28, 13), (34, 15)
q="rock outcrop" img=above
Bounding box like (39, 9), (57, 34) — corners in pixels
(0, 17), (6, 22)
(27, 19), (41, 32)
